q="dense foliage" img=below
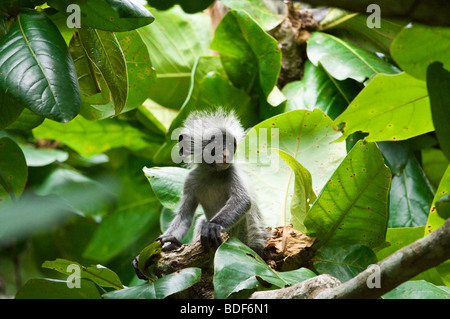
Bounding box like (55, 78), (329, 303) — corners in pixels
(0, 0), (449, 299)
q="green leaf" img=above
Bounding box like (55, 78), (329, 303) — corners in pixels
(137, 6), (211, 109)
(15, 278), (101, 299)
(32, 116), (158, 158)
(20, 145), (68, 167)
(282, 60), (362, 120)
(304, 142), (391, 248)
(237, 109), (347, 227)
(427, 62), (450, 162)
(314, 243), (377, 282)
(143, 166), (189, 212)
(211, 10), (284, 106)
(307, 32), (399, 82)
(48, 0), (154, 32)
(271, 149), (316, 232)
(34, 168), (116, 218)
(376, 226), (425, 261)
(82, 164), (161, 262)
(388, 155), (435, 228)
(0, 192), (76, 246)
(391, 24), (450, 80)
(383, 280), (450, 299)
(79, 30), (156, 120)
(103, 267), (202, 299)
(0, 93), (23, 129)
(324, 13), (407, 55)
(0, 137), (27, 206)
(4, 108), (44, 130)
(334, 72), (433, 143)
(42, 258), (124, 290)
(0, 9), (81, 122)
(137, 241), (162, 279)
(213, 238), (315, 299)
(436, 194), (450, 220)
(425, 165), (450, 235)
(220, 0), (285, 31)
(77, 27), (128, 115)
(422, 148), (449, 189)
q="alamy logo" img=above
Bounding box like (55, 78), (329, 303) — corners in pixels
(366, 4), (381, 29)
(66, 4), (81, 29)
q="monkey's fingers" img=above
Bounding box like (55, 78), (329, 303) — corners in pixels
(156, 235), (182, 251)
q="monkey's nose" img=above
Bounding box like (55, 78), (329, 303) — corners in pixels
(222, 149), (232, 163)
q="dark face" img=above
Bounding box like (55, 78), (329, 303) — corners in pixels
(178, 131), (237, 170)
(205, 131), (237, 170)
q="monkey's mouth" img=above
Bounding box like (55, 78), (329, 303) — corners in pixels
(214, 162), (231, 170)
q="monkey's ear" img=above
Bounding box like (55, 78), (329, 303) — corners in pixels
(179, 133), (192, 156)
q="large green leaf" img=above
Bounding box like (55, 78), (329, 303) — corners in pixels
(20, 144), (68, 167)
(32, 116), (159, 158)
(307, 32), (399, 82)
(388, 155), (435, 228)
(79, 30), (156, 120)
(324, 12), (407, 55)
(427, 62), (450, 162)
(282, 60), (362, 120)
(15, 278), (101, 299)
(211, 10), (285, 107)
(0, 93), (23, 129)
(304, 142), (391, 248)
(220, 0), (285, 31)
(237, 109), (347, 227)
(383, 280), (450, 299)
(422, 148), (449, 190)
(103, 268), (202, 299)
(82, 165), (162, 263)
(334, 72), (433, 143)
(0, 137), (27, 206)
(314, 243), (377, 282)
(42, 258), (124, 290)
(47, 0), (154, 32)
(0, 9), (80, 122)
(425, 165), (450, 285)
(213, 238), (316, 299)
(137, 6), (211, 109)
(4, 108), (44, 130)
(34, 168), (116, 218)
(77, 27), (128, 115)
(391, 24), (450, 80)
(271, 149), (316, 232)
(143, 166), (188, 212)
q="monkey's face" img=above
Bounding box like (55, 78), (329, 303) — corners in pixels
(178, 129), (237, 170)
(204, 130), (236, 170)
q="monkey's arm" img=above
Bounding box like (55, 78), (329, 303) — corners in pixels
(201, 183), (251, 250)
(157, 192), (198, 251)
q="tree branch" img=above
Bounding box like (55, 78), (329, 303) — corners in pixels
(250, 218), (450, 299)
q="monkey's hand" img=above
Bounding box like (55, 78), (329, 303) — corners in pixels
(156, 234), (182, 251)
(201, 222), (224, 251)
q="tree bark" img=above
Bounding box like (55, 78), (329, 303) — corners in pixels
(250, 218), (450, 299)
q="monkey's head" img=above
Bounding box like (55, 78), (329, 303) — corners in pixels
(178, 108), (244, 170)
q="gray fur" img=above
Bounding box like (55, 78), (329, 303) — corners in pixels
(160, 109), (269, 255)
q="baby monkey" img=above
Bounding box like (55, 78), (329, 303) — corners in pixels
(157, 108), (268, 255)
